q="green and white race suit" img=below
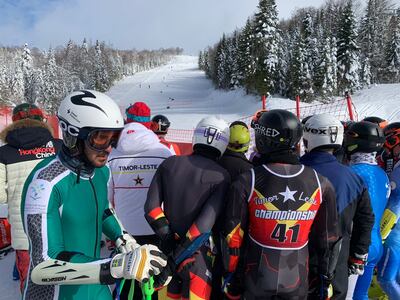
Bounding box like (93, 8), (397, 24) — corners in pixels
(21, 156), (124, 300)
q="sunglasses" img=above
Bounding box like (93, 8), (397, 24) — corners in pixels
(86, 129), (121, 151)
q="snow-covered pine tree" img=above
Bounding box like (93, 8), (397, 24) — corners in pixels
(0, 50), (9, 104)
(39, 47), (69, 113)
(79, 38), (91, 88)
(299, 12), (316, 100)
(274, 30), (288, 96)
(336, 1), (361, 94)
(287, 29), (304, 99)
(214, 35), (229, 89)
(302, 13), (319, 79)
(361, 57), (373, 87)
(228, 31), (240, 89)
(359, 0), (394, 83)
(252, 0), (279, 96)
(91, 40), (110, 92)
(202, 49), (211, 78)
(237, 18), (256, 93)
(4, 51), (25, 105)
(198, 51), (204, 70)
(331, 37), (338, 94)
(315, 36), (337, 98)
(21, 43), (39, 103)
(384, 10), (400, 82)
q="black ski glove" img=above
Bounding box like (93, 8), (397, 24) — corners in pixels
(308, 274), (333, 300)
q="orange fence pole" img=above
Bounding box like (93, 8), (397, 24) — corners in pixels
(296, 95), (301, 119)
(345, 92), (355, 121)
(262, 95), (266, 110)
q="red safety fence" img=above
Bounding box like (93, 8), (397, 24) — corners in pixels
(0, 108), (61, 138)
(166, 96), (358, 146)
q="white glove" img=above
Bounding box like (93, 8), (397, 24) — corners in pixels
(115, 233), (139, 253)
(110, 244), (167, 282)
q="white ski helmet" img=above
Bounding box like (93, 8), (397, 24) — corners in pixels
(303, 114), (344, 152)
(58, 90), (124, 150)
(192, 116), (230, 157)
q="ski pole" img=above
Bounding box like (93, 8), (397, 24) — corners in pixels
(141, 277), (154, 300)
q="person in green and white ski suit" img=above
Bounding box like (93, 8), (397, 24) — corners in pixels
(22, 90), (167, 300)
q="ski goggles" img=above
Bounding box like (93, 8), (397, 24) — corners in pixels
(385, 133), (400, 150)
(228, 141), (250, 150)
(86, 129), (122, 151)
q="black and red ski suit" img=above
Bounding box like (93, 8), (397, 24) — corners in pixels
(223, 162), (340, 299)
(145, 153), (230, 299)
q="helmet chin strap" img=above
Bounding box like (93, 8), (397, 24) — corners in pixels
(60, 142), (95, 182)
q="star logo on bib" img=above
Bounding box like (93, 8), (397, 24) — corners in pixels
(134, 175), (144, 186)
(279, 186), (297, 203)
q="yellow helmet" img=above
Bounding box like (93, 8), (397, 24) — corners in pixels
(227, 121), (251, 153)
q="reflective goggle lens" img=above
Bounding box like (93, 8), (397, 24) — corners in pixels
(87, 130), (121, 151)
(385, 134), (400, 150)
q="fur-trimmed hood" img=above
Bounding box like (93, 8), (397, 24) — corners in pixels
(0, 119), (55, 149)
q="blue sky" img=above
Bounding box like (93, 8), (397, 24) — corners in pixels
(0, 0), (341, 53)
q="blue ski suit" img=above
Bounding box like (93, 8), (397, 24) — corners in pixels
(349, 162), (390, 300)
(377, 163), (400, 299)
(300, 151), (374, 300)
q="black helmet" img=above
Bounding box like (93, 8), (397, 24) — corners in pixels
(341, 120), (355, 133)
(254, 109), (302, 154)
(343, 121), (385, 155)
(363, 116), (388, 128)
(151, 114), (170, 134)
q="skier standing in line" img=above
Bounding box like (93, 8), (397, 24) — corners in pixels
(222, 109), (340, 300)
(0, 103), (63, 291)
(21, 90), (167, 300)
(145, 116), (231, 299)
(151, 114), (181, 155)
(343, 121), (390, 300)
(300, 114), (374, 300)
(218, 121), (253, 179)
(212, 120), (253, 299)
(377, 122), (400, 299)
(377, 122), (400, 173)
(108, 121), (173, 300)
